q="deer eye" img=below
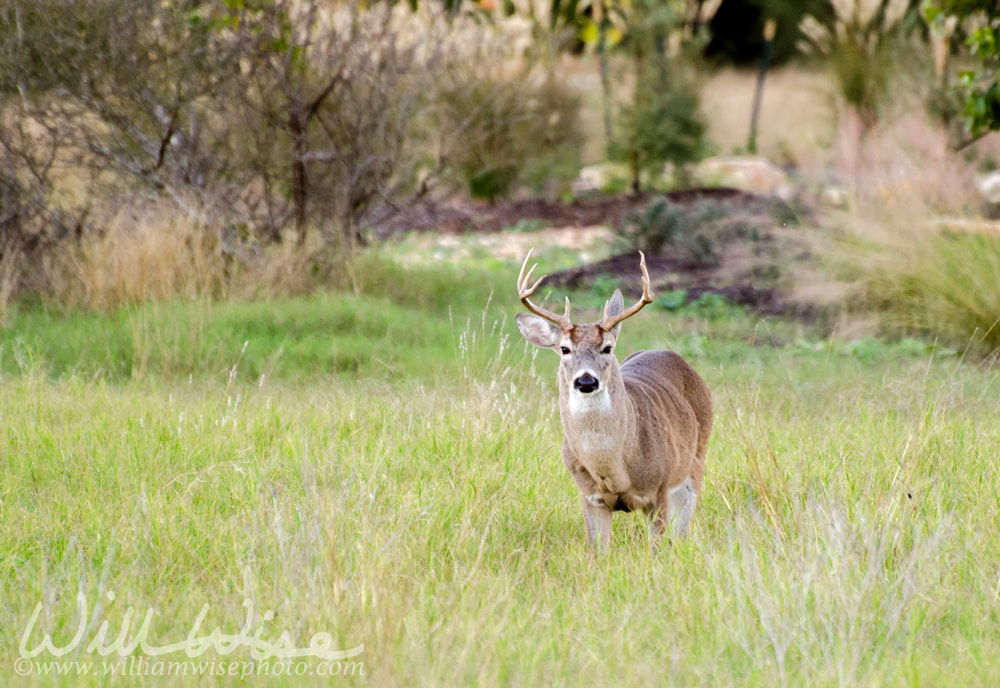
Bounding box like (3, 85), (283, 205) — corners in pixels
(602, 346), (613, 354)
(560, 346), (571, 355)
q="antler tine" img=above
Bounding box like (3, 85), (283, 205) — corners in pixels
(517, 249), (543, 295)
(516, 249), (573, 329)
(600, 250), (655, 331)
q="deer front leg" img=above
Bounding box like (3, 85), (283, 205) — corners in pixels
(564, 446), (613, 551)
(582, 496), (613, 551)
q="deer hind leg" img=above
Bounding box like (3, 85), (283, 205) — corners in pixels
(653, 477), (698, 539)
(666, 477), (698, 537)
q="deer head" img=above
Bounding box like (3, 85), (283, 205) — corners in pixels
(515, 249), (654, 400)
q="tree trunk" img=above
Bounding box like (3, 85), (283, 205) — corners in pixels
(289, 107), (308, 246)
(597, 0), (613, 156)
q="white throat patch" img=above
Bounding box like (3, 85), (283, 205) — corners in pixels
(567, 387), (613, 416)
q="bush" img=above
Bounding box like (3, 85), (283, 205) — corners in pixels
(617, 196), (685, 254)
(437, 69), (581, 202)
(0, 2), (583, 310)
(617, 196), (752, 268)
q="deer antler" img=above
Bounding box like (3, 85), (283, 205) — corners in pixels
(517, 248), (573, 330)
(599, 251), (654, 332)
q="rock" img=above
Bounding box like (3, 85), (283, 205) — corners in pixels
(572, 162), (631, 194)
(820, 185), (850, 209)
(693, 156), (795, 201)
(974, 171), (1000, 204)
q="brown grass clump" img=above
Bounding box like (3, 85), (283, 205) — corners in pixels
(234, 239), (336, 301)
(833, 110), (983, 217)
(42, 204), (228, 311)
(39, 201), (345, 312)
(0, 245), (22, 323)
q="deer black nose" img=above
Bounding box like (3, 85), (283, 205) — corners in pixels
(573, 374), (599, 393)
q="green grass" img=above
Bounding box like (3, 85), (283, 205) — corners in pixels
(2, 259), (1000, 686)
(858, 230), (1000, 356)
(0, 256), (513, 383)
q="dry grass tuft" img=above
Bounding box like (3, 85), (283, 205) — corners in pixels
(43, 204), (227, 311)
(38, 200), (347, 311)
(0, 245), (22, 323)
(832, 110), (983, 217)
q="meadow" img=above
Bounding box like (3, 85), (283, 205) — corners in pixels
(2, 256), (999, 687)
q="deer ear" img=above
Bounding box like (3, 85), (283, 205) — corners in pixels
(603, 290), (625, 336)
(516, 312), (562, 349)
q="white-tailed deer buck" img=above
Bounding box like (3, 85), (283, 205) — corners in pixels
(516, 249), (713, 549)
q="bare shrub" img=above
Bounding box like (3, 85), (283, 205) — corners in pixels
(5, 1), (229, 194)
(215, 1), (439, 252)
(217, 2), (580, 249)
(429, 14), (581, 201)
(1, 1), (583, 309)
(0, 110), (86, 314)
(232, 240), (338, 302)
(2, 1), (581, 299)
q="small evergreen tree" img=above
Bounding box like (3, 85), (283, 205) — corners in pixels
(611, 0), (706, 194)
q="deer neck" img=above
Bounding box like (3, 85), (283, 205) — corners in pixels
(559, 366), (637, 460)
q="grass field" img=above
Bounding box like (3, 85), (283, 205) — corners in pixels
(2, 256), (999, 686)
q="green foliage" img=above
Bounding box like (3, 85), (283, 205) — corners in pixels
(589, 273), (624, 301)
(655, 287), (688, 310)
(687, 291), (739, 318)
(609, 0), (706, 191)
(617, 196), (686, 254)
(925, 1), (1000, 138)
(655, 289), (745, 319)
(611, 62), (706, 192)
(466, 166), (520, 202)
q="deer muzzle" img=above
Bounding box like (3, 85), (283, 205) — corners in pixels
(573, 373), (600, 394)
